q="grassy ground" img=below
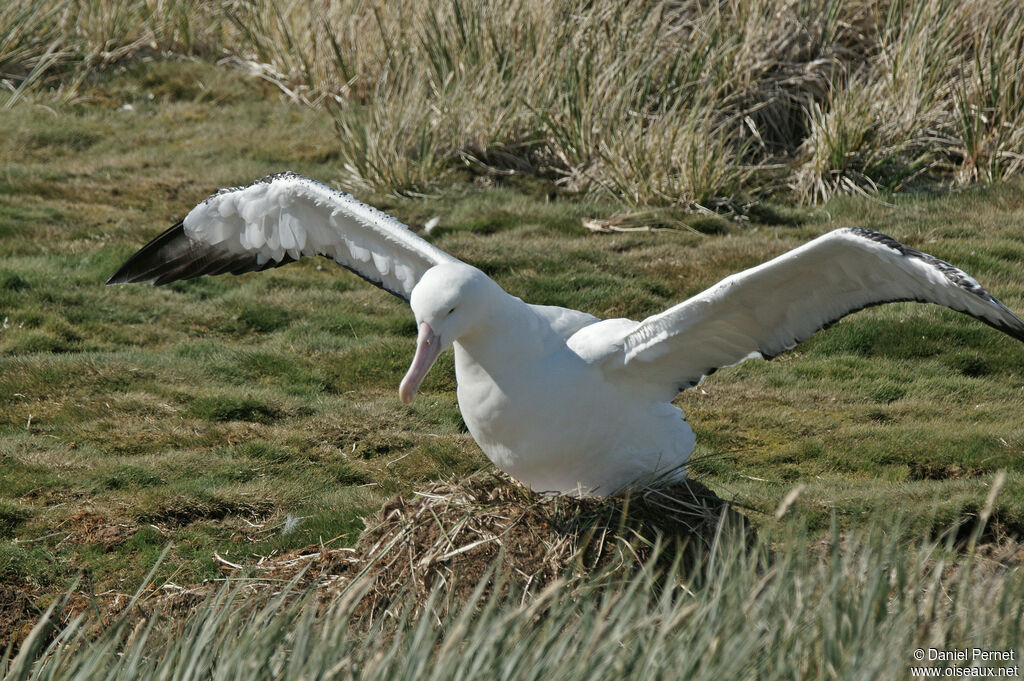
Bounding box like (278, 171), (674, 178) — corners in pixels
(2, 59), (1024, 625)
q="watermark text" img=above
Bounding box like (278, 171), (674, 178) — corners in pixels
(910, 649), (1018, 678)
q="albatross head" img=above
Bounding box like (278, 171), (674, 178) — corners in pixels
(399, 264), (496, 404)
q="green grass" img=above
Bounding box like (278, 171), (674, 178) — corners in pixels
(2, 56), (1024, 661)
(6, 524), (1024, 681)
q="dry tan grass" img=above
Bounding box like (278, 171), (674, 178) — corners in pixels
(238, 472), (750, 617)
(224, 0), (1024, 204)
(8, 0), (1024, 205)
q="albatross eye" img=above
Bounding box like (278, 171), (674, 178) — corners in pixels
(447, 306), (456, 316)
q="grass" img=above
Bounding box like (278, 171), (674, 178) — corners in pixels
(2, 21), (1024, 673)
(1, 57), (1024, 603)
(5, 523), (1024, 681)
(6, 0), (1024, 206)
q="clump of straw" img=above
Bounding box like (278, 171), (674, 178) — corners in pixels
(255, 472), (750, 616)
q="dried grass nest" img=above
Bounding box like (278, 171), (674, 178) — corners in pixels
(252, 472), (753, 614)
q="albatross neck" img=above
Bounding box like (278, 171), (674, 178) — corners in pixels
(453, 289), (557, 370)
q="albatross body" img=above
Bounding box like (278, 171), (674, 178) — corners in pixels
(430, 273), (696, 494)
(108, 173), (1024, 495)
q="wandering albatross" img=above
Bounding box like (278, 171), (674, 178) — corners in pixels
(107, 172), (1024, 496)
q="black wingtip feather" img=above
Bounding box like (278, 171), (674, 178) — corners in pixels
(846, 227), (1024, 344)
(106, 221), (190, 285)
(106, 221), (299, 287)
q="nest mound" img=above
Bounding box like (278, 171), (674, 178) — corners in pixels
(257, 472), (752, 614)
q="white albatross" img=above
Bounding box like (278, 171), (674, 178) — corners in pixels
(107, 172), (1024, 496)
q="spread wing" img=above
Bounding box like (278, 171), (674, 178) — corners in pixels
(608, 228), (1024, 399)
(106, 172), (459, 300)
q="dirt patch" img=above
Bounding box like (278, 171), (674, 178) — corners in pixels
(137, 497), (273, 528)
(944, 507), (1024, 549)
(908, 462), (985, 481)
(0, 585), (42, 648)
(65, 512), (138, 549)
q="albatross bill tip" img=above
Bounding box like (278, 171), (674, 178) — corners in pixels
(399, 322), (442, 405)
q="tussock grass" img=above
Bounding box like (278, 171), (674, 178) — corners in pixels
(4, 517), (1024, 680)
(1, 0), (228, 86)
(7, 0), (1024, 204)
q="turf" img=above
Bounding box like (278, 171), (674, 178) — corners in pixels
(2, 60), (1024, 607)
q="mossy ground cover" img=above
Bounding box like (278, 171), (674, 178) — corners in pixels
(2, 60), (1024, 620)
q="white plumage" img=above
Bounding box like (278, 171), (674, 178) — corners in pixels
(108, 173), (1024, 496)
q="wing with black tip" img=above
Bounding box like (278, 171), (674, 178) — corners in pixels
(602, 228), (1024, 399)
(106, 172), (459, 301)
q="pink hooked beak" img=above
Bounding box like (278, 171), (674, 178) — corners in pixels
(399, 322), (442, 404)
